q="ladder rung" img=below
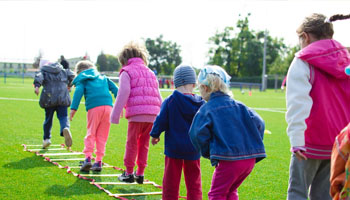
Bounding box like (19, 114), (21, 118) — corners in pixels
(49, 158), (85, 161)
(25, 144), (62, 147)
(68, 166), (114, 169)
(43, 152), (84, 156)
(27, 148), (66, 151)
(111, 192), (162, 197)
(80, 174), (121, 177)
(92, 181), (155, 185)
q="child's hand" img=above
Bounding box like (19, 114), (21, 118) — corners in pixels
(34, 87), (39, 96)
(151, 137), (160, 145)
(70, 109), (77, 121)
(295, 150), (307, 161)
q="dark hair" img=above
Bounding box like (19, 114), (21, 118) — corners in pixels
(297, 13), (350, 39)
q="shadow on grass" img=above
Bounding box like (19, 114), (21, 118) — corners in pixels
(45, 178), (102, 197)
(2, 155), (53, 170)
(115, 188), (148, 200)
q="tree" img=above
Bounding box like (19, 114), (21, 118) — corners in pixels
(96, 52), (120, 72)
(269, 45), (300, 75)
(145, 35), (182, 75)
(208, 14), (288, 77)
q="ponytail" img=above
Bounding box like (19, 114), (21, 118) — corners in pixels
(330, 14), (350, 22)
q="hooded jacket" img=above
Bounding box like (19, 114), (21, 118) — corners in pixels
(286, 39), (350, 159)
(189, 91), (266, 166)
(71, 68), (118, 111)
(150, 90), (205, 160)
(33, 62), (75, 108)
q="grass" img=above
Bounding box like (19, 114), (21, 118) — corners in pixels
(0, 77), (290, 199)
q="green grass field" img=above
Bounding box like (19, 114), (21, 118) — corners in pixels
(0, 77), (290, 200)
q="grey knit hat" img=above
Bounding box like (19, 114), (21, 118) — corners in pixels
(173, 65), (196, 88)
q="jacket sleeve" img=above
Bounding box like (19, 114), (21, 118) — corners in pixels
(70, 82), (84, 110)
(285, 57), (313, 148)
(110, 72), (130, 124)
(33, 71), (44, 88)
(189, 109), (211, 159)
(150, 98), (169, 138)
(66, 69), (75, 87)
(107, 78), (119, 98)
(248, 108), (265, 139)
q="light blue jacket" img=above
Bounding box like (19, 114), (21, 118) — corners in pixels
(71, 68), (118, 111)
(189, 91), (266, 166)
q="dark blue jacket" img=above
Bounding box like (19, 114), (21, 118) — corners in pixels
(189, 91), (266, 166)
(34, 63), (75, 108)
(150, 90), (205, 160)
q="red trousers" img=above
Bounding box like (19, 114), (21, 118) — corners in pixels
(124, 122), (153, 175)
(162, 156), (202, 200)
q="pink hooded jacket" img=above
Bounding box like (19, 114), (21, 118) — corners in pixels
(296, 39), (350, 159)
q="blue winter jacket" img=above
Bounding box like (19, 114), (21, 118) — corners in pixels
(150, 90), (205, 160)
(189, 91), (266, 166)
(71, 68), (118, 111)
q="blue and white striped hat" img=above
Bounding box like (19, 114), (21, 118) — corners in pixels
(173, 65), (197, 88)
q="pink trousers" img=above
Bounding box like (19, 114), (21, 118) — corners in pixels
(83, 106), (112, 162)
(162, 156), (202, 200)
(124, 122), (153, 175)
(208, 159), (255, 200)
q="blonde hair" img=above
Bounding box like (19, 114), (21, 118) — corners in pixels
(297, 13), (350, 39)
(199, 74), (232, 101)
(75, 60), (95, 74)
(118, 41), (149, 66)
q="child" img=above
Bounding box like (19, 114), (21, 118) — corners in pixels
(285, 13), (350, 200)
(70, 60), (118, 172)
(189, 65), (266, 200)
(110, 41), (162, 183)
(150, 65), (205, 200)
(34, 59), (75, 149)
(330, 123), (350, 200)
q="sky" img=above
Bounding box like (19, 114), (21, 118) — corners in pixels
(0, 0), (349, 67)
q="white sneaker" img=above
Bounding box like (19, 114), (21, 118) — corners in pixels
(63, 128), (72, 147)
(42, 139), (51, 149)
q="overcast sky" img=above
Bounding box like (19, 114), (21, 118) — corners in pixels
(0, 0), (349, 67)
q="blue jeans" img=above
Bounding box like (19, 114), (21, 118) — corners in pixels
(43, 106), (70, 140)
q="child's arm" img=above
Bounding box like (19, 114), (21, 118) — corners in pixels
(70, 82), (84, 120)
(149, 98), (170, 145)
(286, 58), (312, 151)
(66, 69), (75, 87)
(33, 71), (44, 95)
(110, 72), (130, 124)
(107, 78), (119, 98)
(189, 110), (211, 158)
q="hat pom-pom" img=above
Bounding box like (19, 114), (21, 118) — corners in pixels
(345, 66), (350, 76)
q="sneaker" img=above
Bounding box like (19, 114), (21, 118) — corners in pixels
(42, 139), (51, 149)
(80, 158), (92, 172)
(118, 171), (134, 183)
(63, 128), (72, 147)
(134, 172), (144, 184)
(91, 161), (102, 172)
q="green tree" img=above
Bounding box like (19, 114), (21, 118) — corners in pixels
(269, 45), (300, 75)
(145, 35), (182, 75)
(96, 52), (120, 72)
(208, 14), (288, 77)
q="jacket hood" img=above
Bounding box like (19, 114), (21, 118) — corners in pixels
(40, 62), (64, 74)
(72, 68), (100, 85)
(172, 90), (204, 118)
(296, 39), (350, 79)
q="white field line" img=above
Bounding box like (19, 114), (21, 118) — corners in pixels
(0, 97), (85, 104)
(1, 96), (284, 113)
(252, 107), (286, 114)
